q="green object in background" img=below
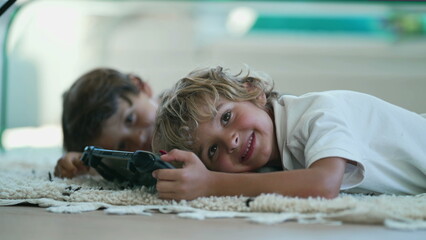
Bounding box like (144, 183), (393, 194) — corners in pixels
(389, 13), (426, 36)
(251, 15), (390, 36)
(250, 12), (425, 38)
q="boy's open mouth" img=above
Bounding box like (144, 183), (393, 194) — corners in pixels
(240, 132), (255, 162)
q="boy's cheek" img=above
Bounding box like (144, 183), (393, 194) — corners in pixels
(213, 159), (232, 172)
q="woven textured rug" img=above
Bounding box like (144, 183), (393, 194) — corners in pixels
(1, 148), (426, 230)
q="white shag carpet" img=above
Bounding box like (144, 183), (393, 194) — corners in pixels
(1, 148), (426, 231)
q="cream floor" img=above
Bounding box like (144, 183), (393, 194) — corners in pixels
(1, 206), (425, 240)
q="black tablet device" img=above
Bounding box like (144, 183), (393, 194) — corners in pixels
(81, 146), (175, 188)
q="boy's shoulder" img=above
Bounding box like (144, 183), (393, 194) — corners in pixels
(276, 90), (341, 106)
(280, 90), (371, 104)
(276, 90), (375, 119)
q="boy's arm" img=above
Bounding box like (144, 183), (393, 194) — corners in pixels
(210, 157), (345, 199)
(153, 149), (346, 200)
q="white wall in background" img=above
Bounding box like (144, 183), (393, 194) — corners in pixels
(4, 0), (426, 133)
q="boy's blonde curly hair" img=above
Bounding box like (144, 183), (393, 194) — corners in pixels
(152, 66), (278, 154)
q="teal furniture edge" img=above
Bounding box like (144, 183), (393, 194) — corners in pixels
(0, 2), (25, 151)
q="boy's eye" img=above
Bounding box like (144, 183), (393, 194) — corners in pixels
(208, 144), (218, 158)
(221, 111), (231, 125)
(125, 113), (136, 125)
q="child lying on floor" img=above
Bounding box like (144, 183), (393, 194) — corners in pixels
(151, 66), (426, 200)
(54, 68), (158, 178)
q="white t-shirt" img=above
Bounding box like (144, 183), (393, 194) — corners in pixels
(273, 90), (426, 195)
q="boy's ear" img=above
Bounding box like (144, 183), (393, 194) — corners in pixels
(257, 92), (267, 106)
(130, 75), (153, 97)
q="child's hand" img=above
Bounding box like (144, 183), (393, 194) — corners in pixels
(153, 149), (214, 200)
(54, 152), (90, 178)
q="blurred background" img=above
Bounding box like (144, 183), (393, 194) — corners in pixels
(1, 0), (426, 151)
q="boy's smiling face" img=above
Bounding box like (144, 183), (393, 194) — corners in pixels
(194, 97), (280, 173)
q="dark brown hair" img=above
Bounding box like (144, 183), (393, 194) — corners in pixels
(62, 68), (141, 152)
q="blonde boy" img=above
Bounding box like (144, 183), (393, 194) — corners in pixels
(152, 66), (426, 200)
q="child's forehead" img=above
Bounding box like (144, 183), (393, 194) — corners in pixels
(192, 99), (228, 134)
(190, 95), (220, 118)
(215, 99), (229, 111)
(118, 91), (143, 104)
(196, 97), (242, 119)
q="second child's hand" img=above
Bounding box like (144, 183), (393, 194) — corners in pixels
(54, 152), (90, 178)
(152, 149), (214, 200)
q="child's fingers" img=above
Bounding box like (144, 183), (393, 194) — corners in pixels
(156, 180), (191, 200)
(156, 192), (179, 200)
(154, 171), (179, 199)
(72, 158), (90, 172)
(54, 163), (63, 177)
(152, 169), (180, 181)
(54, 152), (88, 178)
(155, 179), (177, 194)
(54, 164), (74, 178)
(56, 157), (77, 176)
(160, 149), (199, 166)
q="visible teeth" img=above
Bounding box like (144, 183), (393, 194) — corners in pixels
(242, 135), (253, 159)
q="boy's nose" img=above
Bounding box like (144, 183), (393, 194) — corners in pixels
(129, 128), (151, 150)
(226, 132), (239, 153)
